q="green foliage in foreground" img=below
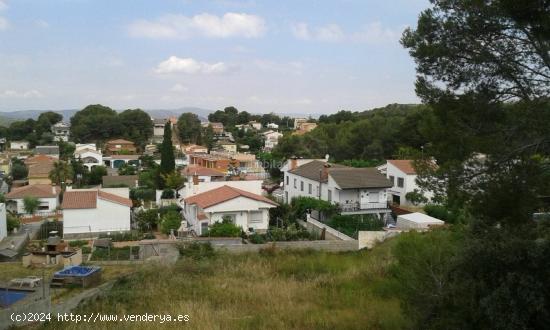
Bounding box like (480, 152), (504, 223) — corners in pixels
(327, 214), (384, 238)
(204, 217), (241, 237)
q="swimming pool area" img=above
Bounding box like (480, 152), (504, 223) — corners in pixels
(0, 290), (29, 308)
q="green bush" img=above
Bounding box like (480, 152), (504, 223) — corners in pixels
(135, 209), (159, 231)
(267, 224), (318, 241)
(161, 189), (175, 199)
(177, 242), (216, 260)
(130, 187), (156, 201)
(206, 217), (241, 237)
(423, 204), (461, 223)
(326, 214), (384, 238)
(290, 197), (339, 220)
(91, 246), (137, 260)
(68, 240), (88, 247)
(160, 211), (181, 234)
(248, 233), (267, 244)
(7, 214), (20, 232)
(81, 246), (92, 254)
(98, 230), (144, 242)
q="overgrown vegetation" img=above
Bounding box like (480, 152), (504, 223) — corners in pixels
(326, 214), (384, 238)
(203, 217), (241, 237)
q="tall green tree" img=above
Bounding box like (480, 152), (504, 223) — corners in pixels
(160, 122), (175, 175)
(70, 104), (122, 143)
(23, 196), (40, 215)
(118, 109), (154, 148)
(177, 112), (202, 144)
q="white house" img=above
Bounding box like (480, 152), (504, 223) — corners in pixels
(51, 122), (70, 142)
(183, 185), (278, 235)
(377, 160), (433, 206)
(284, 160), (392, 219)
(262, 130), (283, 150)
(249, 121), (262, 130)
(267, 123), (279, 129)
(74, 148), (103, 171)
(75, 143), (97, 152)
(5, 185), (61, 215)
(0, 203), (7, 240)
(62, 189), (132, 238)
(10, 141), (29, 150)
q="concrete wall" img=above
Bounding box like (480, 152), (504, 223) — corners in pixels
(0, 203), (6, 240)
(357, 230), (401, 249)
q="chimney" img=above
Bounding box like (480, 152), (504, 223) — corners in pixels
(290, 156), (298, 171)
(192, 173), (199, 186)
(321, 163), (331, 181)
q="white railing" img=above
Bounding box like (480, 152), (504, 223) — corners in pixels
(340, 202), (389, 212)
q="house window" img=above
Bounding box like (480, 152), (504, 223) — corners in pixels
(249, 211), (263, 223)
(201, 222), (209, 235)
(389, 175), (395, 186)
(222, 214), (236, 223)
(397, 177), (404, 188)
(308, 183), (312, 194)
(300, 181), (304, 191)
(286, 175), (289, 186)
(294, 178), (297, 189)
(328, 189), (332, 203)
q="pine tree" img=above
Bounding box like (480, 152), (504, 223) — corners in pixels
(160, 122), (175, 175)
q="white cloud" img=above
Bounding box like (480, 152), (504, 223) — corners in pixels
(170, 83), (188, 92)
(128, 12), (266, 39)
(291, 21), (401, 44)
(155, 56), (230, 75)
(0, 17), (8, 31)
(0, 1), (7, 11)
(0, 89), (43, 98)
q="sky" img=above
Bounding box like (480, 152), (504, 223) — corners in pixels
(0, 0), (430, 115)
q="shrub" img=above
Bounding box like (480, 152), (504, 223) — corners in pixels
(206, 217), (241, 237)
(177, 242), (216, 260)
(91, 246), (136, 260)
(248, 233), (267, 244)
(160, 211), (181, 234)
(7, 214), (20, 232)
(291, 197), (339, 220)
(130, 187), (156, 201)
(326, 214), (384, 238)
(161, 189), (175, 199)
(68, 240), (88, 247)
(405, 189), (429, 205)
(423, 204), (466, 224)
(135, 209), (159, 231)
(81, 246), (91, 254)
(98, 230), (144, 242)
(267, 224), (317, 241)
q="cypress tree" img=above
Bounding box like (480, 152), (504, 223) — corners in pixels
(160, 122), (175, 175)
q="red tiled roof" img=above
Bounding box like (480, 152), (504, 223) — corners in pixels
(24, 154), (55, 165)
(28, 162), (54, 177)
(62, 190), (132, 209)
(106, 139), (134, 145)
(388, 160), (416, 175)
(6, 184), (60, 199)
(181, 165), (225, 177)
(185, 185), (278, 209)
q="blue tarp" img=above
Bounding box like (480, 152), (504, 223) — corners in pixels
(54, 266), (101, 277)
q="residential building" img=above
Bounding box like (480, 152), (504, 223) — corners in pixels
(235, 124), (251, 132)
(35, 145), (60, 159)
(0, 203), (6, 240)
(284, 160), (392, 219)
(377, 159), (433, 206)
(181, 165), (225, 183)
(183, 185), (278, 235)
(0, 156), (10, 176)
(209, 151), (266, 177)
(249, 121), (262, 130)
(0, 138), (6, 152)
(207, 122), (224, 134)
(152, 118), (168, 143)
(62, 189), (132, 238)
(217, 141), (237, 153)
(103, 154), (140, 169)
(182, 144), (208, 154)
(25, 155), (56, 185)
(262, 130), (283, 150)
(188, 153), (239, 173)
(103, 139), (137, 155)
(74, 148), (102, 171)
(5, 184), (61, 214)
(293, 118), (307, 129)
(10, 141), (29, 150)
(267, 123), (279, 129)
(51, 122), (70, 142)
(75, 143), (97, 152)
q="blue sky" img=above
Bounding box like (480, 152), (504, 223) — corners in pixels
(0, 0), (429, 114)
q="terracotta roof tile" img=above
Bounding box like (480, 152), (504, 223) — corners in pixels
(62, 190), (133, 209)
(388, 160), (416, 175)
(185, 185), (278, 209)
(181, 165), (225, 177)
(6, 184), (60, 199)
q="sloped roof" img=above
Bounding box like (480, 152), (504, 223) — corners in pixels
(329, 168), (392, 189)
(388, 160), (416, 175)
(62, 190), (132, 209)
(289, 160), (346, 182)
(24, 154), (55, 165)
(6, 184), (60, 199)
(102, 175), (138, 187)
(185, 185), (278, 209)
(28, 162), (54, 177)
(106, 139), (134, 145)
(181, 165), (225, 177)
(110, 155), (140, 160)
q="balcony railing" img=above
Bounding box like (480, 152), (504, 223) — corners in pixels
(340, 202), (390, 212)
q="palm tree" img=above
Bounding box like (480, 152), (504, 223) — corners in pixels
(49, 161), (73, 187)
